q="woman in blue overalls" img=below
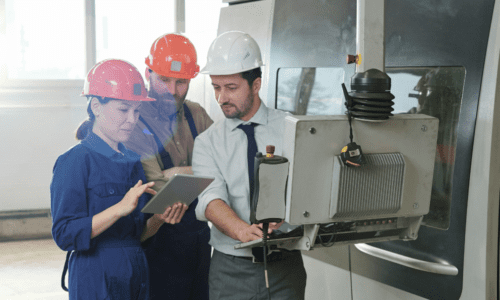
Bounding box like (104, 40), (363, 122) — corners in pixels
(50, 59), (188, 300)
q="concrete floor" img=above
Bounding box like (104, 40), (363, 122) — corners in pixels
(0, 239), (67, 300)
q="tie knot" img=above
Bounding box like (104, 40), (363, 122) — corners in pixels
(237, 123), (257, 136)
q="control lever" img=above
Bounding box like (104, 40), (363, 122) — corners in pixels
(250, 145), (289, 300)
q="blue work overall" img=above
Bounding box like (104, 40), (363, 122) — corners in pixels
(53, 133), (150, 300)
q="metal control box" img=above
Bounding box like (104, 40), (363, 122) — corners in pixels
(282, 114), (439, 225)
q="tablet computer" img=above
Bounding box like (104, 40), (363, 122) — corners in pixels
(141, 174), (214, 214)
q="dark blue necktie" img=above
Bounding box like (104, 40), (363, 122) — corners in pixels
(238, 123), (258, 202)
(239, 123), (269, 262)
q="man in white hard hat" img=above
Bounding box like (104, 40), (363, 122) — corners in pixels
(192, 31), (307, 299)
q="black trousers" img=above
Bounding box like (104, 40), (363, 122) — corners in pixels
(209, 249), (307, 300)
(146, 225), (211, 300)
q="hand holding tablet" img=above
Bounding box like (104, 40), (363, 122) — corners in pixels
(141, 174), (214, 214)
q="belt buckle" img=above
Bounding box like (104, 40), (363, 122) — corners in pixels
(251, 250), (281, 264)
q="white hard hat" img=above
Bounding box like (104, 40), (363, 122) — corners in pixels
(201, 31), (264, 75)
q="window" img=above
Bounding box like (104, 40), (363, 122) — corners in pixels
(276, 67), (345, 115)
(185, 0), (224, 71)
(387, 66), (465, 229)
(95, 0), (175, 75)
(4, 0), (85, 80)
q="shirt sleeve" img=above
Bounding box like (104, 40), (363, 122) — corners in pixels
(50, 149), (93, 252)
(192, 133), (229, 222)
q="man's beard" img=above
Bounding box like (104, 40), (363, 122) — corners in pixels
(148, 87), (185, 115)
(222, 90), (254, 119)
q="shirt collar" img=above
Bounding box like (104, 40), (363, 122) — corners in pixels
(227, 101), (269, 131)
(82, 132), (127, 158)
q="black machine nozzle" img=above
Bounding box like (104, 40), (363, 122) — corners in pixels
(348, 69), (395, 120)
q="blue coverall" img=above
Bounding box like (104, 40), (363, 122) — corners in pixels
(51, 133), (151, 300)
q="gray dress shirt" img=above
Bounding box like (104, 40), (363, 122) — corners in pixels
(193, 102), (291, 257)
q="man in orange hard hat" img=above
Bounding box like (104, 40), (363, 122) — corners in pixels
(125, 33), (213, 300)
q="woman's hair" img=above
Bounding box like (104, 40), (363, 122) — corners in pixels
(75, 96), (110, 140)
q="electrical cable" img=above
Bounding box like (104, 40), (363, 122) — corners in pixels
(317, 223), (337, 247)
(340, 83), (366, 167)
(318, 233), (336, 247)
(342, 83), (355, 143)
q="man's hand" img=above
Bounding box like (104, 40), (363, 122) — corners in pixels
(236, 220), (284, 243)
(258, 220), (284, 234)
(206, 200), (284, 243)
(162, 166), (192, 181)
(236, 223), (264, 243)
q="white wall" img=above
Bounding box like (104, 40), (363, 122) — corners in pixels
(0, 85), (87, 211)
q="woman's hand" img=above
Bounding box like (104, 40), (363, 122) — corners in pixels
(117, 180), (156, 217)
(92, 180), (156, 239)
(153, 202), (189, 224)
(141, 202), (189, 242)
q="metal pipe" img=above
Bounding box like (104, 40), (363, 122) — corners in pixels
(356, 0), (385, 72)
(84, 0), (96, 74)
(175, 0), (186, 33)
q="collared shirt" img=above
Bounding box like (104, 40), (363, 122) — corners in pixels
(125, 99), (213, 191)
(193, 102), (292, 257)
(50, 132), (150, 252)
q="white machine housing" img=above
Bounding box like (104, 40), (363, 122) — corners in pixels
(283, 114), (438, 226)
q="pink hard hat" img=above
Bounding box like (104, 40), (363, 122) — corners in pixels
(82, 59), (155, 101)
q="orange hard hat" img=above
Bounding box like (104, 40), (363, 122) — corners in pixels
(145, 33), (200, 79)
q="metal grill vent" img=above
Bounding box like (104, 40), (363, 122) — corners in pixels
(330, 153), (405, 219)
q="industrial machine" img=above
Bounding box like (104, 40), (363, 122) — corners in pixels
(237, 0), (440, 259)
(223, 0), (498, 299)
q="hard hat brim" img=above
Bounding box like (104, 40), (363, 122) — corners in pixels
(200, 64), (265, 76)
(81, 92), (156, 102)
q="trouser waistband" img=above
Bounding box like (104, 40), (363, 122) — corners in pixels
(214, 249), (300, 264)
